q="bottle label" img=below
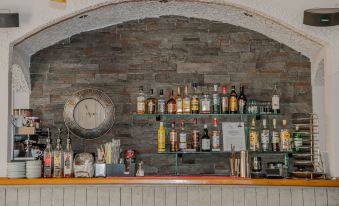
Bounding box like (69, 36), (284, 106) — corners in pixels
(238, 99), (245, 114)
(192, 130), (200, 149)
(179, 133), (187, 143)
(201, 100), (210, 113)
(179, 142), (187, 150)
(158, 130), (166, 152)
(183, 99), (191, 113)
(229, 96), (237, 112)
(261, 130), (270, 144)
(147, 102), (156, 113)
(167, 104), (175, 113)
(64, 153), (73, 176)
(202, 139), (211, 150)
(249, 131), (259, 151)
(212, 131), (220, 149)
(176, 99), (183, 113)
(158, 101), (165, 113)
(44, 154), (52, 167)
(272, 131), (280, 143)
(272, 95), (279, 110)
(191, 99), (199, 112)
(281, 131), (291, 150)
(221, 97), (228, 113)
(170, 131), (178, 152)
(137, 99), (145, 113)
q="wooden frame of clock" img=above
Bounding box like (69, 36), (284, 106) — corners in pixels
(63, 88), (115, 139)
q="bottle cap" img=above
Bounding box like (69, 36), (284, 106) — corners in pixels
(222, 86), (227, 94)
(204, 124), (207, 129)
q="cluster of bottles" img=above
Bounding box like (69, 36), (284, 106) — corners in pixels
(43, 128), (74, 178)
(248, 118), (303, 152)
(157, 118), (222, 152)
(136, 83), (280, 115)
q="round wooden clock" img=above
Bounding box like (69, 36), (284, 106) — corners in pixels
(63, 88), (115, 139)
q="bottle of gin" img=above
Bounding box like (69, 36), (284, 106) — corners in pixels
(238, 85), (247, 114)
(221, 86), (229, 114)
(229, 85), (238, 114)
(271, 118), (280, 151)
(212, 84), (221, 114)
(53, 129), (63, 178)
(157, 122), (166, 152)
(211, 118), (221, 152)
(249, 118), (260, 151)
(169, 122), (178, 152)
(280, 119), (291, 151)
(200, 91), (211, 114)
(201, 124), (211, 152)
(191, 118), (200, 151)
(43, 128), (53, 178)
(176, 87), (183, 114)
(191, 83), (200, 114)
(179, 121), (187, 151)
(63, 129), (73, 178)
(136, 86), (146, 114)
(157, 89), (166, 114)
(293, 125), (303, 152)
(167, 90), (177, 114)
(272, 82), (280, 114)
(260, 119), (270, 151)
(146, 89), (157, 114)
(183, 85), (191, 114)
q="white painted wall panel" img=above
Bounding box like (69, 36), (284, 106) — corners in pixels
(303, 188), (316, 206)
(64, 187), (75, 206)
(314, 188), (327, 206)
(6, 187), (18, 206)
(74, 187), (87, 206)
(131, 186), (142, 206)
(40, 187), (52, 206)
(267, 187), (279, 206)
(109, 187), (121, 206)
(222, 187), (234, 206)
(154, 186), (166, 206)
(280, 188), (292, 206)
(165, 186), (177, 206)
(98, 188), (110, 206)
(177, 186), (188, 206)
(17, 187), (29, 206)
(29, 187), (40, 206)
(255, 187), (268, 206)
(187, 186), (200, 206)
(211, 186), (222, 206)
(291, 188), (303, 206)
(142, 186), (155, 206)
(121, 187), (132, 206)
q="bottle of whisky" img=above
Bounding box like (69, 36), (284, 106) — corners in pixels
(201, 124), (211, 152)
(63, 129), (73, 178)
(53, 129), (63, 178)
(169, 122), (178, 152)
(191, 118), (200, 151)
(146, 89), (157, 114)
(137, 86), (146, 114)
(179, 121), (187, 151)
(191, 83), (200, 114)
(200, 91), (211, 114)
(229, 85), (238, 114)
(157, 89), (166, 114)
(280, 120), (291, 151)
(249, 118), (260, 151)
(176, 87), (183, 114)
(158, 122), (166, 152)
(260, 119), (270, 152)
(238, 85), (247, 114)
(167, 90), (177, 114)
(221, 86), (229, 114)
(271, 118), (280, 151)
(183, 85), (191, 114)
(211, 118), (221, 152)
(43, 128), (53, 178)
(212, 85), (221, 114)
(272, 82), (280, 114)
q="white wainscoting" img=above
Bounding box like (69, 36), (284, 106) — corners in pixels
(0, 185), (338, 206)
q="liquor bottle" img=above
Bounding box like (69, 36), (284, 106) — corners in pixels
(179, 121), (187, 151)
(191, 118), (200, 151)
(169, 122), (178, 152)
(63, 129), (73, 178)
(212, 84), (221, 114)
(249, 118), (260, 151)
(229, 85), (238, 114)
(53, 129), (63, 178)
(167, 90), (177, 114)
(176, 87), (183, 114)
(146, 89), (157, 114)
(271, 118), (280, 151)
(211, 118), (221, 152)
(221, 86), (229, 114)
(137, 86), (146, 114)
(43, 128), (53, 178)
(191, 83), (200, 114)
(272, 82), (280, 114)
(183, 85), (191, 114)
(200, 91), (211, 114)
(260, 119), (270, 152)
(238, 85), (247, 114)
(293, 125), (303, 152)
(157, 122), (166, 152)
(157, 89), (166, 114)
(280, 120), (291, 151)
(201, 124), (211, 152)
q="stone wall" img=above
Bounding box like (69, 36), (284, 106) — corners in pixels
(29, 16), (311, 175)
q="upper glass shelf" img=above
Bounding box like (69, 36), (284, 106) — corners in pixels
(132, 113), (280, 118)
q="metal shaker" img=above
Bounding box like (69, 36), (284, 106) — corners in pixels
(240, 150), (249, 178)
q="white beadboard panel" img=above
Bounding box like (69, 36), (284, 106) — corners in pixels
(267, 187), (280, 206)
(222, 187), (234, 206)
(166, 186), (177, 206)
(280, 187), (292, 206)
(291, 188), (303, 206)
(187, 186), (200, 206)
(64, 187), (75, 206)
(0, 187), (5, 206)
(303, 188), (316, 206)
(75, 187), (87, 206)
(327, 188), (339, 206)
(256, 187), (268, 206)
(87, 187), (98, 206)
(177, 186), (188, 206)
(154, 186), (166, 206)
(143, 186), (155, 206)
(131, 186), (142, 206)
(17, 187), (29, 206)
(29, 187), (41, 206)
(121, 186), (132, 206)
(199, 186), (211, 206)
(211, 186), (222, 206)
(244, 187), (256, 206)
(315, 188), (327, 206)
(52, 187), (64, 206)
(6, 187), (18, 206)
(109, 187), (121, 206)
(40, 187), (52, 206)
(98, 188), (110, 206)
(233, 187), (245, 206)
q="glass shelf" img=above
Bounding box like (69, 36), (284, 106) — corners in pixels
(249, 151), (293, 154)
(133, 113), (280, 118)
(157, 151), (229, 154)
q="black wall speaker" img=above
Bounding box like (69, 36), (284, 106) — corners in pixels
(0, 13), (19, 28)
(303, 8), (339, 27)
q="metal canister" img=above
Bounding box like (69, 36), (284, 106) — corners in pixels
(240, 150), (249, 178)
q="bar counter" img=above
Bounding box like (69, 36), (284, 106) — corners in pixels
(1, 176), (338, 187)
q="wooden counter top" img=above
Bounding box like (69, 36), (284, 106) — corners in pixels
(0, 176), (338, 187)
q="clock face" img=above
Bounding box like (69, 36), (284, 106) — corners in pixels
(74, 99), (106, 129)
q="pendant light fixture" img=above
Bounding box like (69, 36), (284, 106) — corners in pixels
(303, 8), (339, 27)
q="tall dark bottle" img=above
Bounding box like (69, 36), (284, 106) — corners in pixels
(229, 85), (238, 114)
(238, 85), (247, 114)
(201, 124), (211, 152)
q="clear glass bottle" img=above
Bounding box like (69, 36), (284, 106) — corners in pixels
(249, 118), (260, 151)
(53, 129), (63, 178)
(191, 83), (200, 114)
(169, 122), (178, 152)
(280, 119), (291, 151)
(146, 89), (157, 114)
(212, 84), (221, 114)
(183, 85), (191, 114)
(43, 128), (53, 178)
(137, 86), (146, 114)
(271, 118), (280, 152)
(200, 92), (211, 114)
(167, 90), (177, 114)
(238, 85), (247, 114)
(201, 124), (211, 152)
(272, 82), (280, 114)
(191, 118), (200, 151)
(176, 87), (183, 114)
(179, 121), (187, 151)
(157, 89), (166, 114)
(63, 130), (73, 178)
(260, 119), (270, 152)
(229, 85), (238, 114)
(293, 125), (303, 152)
(211, 118), (221, 152)
(221, 85), (229, 114)
(157, 122), (166, 152)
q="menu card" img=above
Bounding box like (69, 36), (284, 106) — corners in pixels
(222, 122), (246, 151)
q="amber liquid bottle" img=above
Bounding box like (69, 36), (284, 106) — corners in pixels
(167, 90), (177, 114)
(191, 118), (200, 151)
(146, 89), (157, 114)
(238, 85), (247, 114)
(169, 122), (178, 152)
(191, 83), (200, 114)
(229, 85), (238, 114)
(176, 87), (183, 114)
